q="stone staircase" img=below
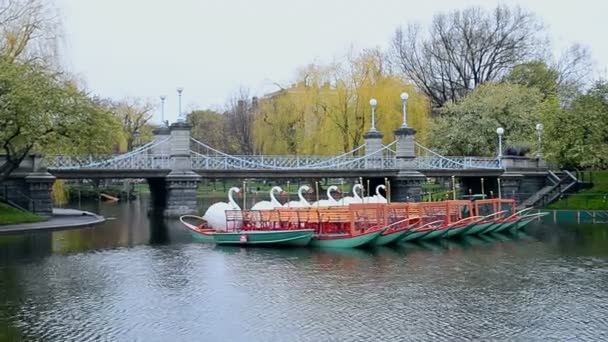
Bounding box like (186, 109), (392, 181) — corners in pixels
(518, 170), (579, 210)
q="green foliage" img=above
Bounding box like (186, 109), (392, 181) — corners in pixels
(428, 83), (553, 156)
(505, 61), (559, 99)
(0, 203), (44, 225)
(0, 58), (120, 180)
(254, 49), (430, 154)
(548, 171), (608, 209)
(188, 109), (238, 153)
(543, 81), (608, 169)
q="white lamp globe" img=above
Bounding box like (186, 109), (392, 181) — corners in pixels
(496, 127), (505, 135)
(369, 98), (377, 107)
(536, 123), (544, 131)
(400, 92), (409, 101)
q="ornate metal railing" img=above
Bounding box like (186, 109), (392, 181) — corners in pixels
(414, 143), (503, 170)
(45, 154), (172, 170)
(42, 138), (503, 171)
(43, 137), (172, 170)
(190, 154), (397, 170)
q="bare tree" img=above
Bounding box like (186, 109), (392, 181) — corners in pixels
(391, 5), (544, 109)
(225, 88), (256, 154)
(553, 44), (593, 107)
(0, 0), (61, 64)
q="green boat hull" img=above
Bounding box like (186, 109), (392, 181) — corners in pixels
(400, 229), (434, 242)
(464, 222), (494, 235)
(190, 231), (214, 243)
(419, 227), (450, 240)
(445, 223), (477, 238)
(311, 229), (383, 248)
(481, 222), (502, 233)
(213, 229), (314, 247)
(370, 228), (412, 247)
(493, 220), (518, 233)
(512, 217), (538, 230)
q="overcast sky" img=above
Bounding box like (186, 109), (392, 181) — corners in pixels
(58, 0), (608, 124)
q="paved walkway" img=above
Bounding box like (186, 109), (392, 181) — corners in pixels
(0, 208), (105, 234)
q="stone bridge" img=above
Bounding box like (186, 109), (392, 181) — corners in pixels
(1, 122), (548, 217)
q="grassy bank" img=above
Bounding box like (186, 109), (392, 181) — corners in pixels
(548, 171), (608, 210)
(0, 203), (45, 225)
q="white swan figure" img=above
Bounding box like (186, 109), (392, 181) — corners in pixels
(251, 186), (284, 210)
(341, 184), (364, 205)
(312, 185), (340, 207)
(286, 185), (311, 208)
(202, 187), (241, 230)
(367, 184), (388, 203)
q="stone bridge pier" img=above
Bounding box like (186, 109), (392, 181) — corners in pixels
(157, 122), (201, 217)
(0, 154), (55, 216)
(390, 126), (425, 202)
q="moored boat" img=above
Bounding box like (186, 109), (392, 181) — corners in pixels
(212, 229), (315, 247)
(510, 212), (549, 230)
(180, 215), (215, 243)
(310, 228), (385, 248)
(180, 214), (314, 247)
(463, 211), (507, 235)
(370, 217), (420, 247)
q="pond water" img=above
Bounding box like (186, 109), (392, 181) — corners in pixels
(1, 196), (607, 341)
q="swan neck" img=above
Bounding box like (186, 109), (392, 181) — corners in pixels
(228, 188), (239, 208)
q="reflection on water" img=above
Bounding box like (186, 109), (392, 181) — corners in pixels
(1, 196), (607, 341)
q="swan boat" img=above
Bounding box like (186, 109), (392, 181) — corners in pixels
(180, 195), (544, 248)
(180, 215), (314, 247)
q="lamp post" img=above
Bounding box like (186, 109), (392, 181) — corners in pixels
(160, 95), (166, 126)
(497, 177), (502, 199)
(369, 98), (377, 131)
(400, 92), (409, 128)
(536, 123), (544, 158)
(177, 87), (184, 122)
(496, 127), (505, 159)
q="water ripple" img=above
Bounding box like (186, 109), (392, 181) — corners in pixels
(0, 223), (607, 341)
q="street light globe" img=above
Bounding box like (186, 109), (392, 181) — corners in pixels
(400, 92), (409, 101)
(496, 127), (505, 135)
(369, 98), (377, 107)
(536, 123), (544, 131)
(177, 87), (184, 93)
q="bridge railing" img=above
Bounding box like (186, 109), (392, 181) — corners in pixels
(44, 154), (172, 170)
(190, 154), (397, 170)
(414, 156), (502, 170)
(414, 143), (503, 170)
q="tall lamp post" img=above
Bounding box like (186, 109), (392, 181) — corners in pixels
(160, 95), (166, 126)
(496, 127), (505, 159)
(369, 98), (377, 131)
(536, 123), (544, 158)
(177, 87), (184, 122)
(400, 92), (409, 128)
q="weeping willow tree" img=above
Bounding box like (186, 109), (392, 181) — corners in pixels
(51, 180), (68, 207)
(253, 49), (430, 155)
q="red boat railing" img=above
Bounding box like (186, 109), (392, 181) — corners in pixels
(224, 199), (493, 235)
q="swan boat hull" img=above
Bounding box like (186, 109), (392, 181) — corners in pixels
(419, 227), (451, 240)
(189, 229), (215, 243)
(400, 229), (435, 242)
(212, 229), (315, 247)
(463, 221), (494, 235)
(511, 213), (548, 230)
(310, 229), (383, 248)
(444, 222), (478, 238)
(370, 226), (412, 247)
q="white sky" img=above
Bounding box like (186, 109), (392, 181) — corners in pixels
(58, 0), (608, 124)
